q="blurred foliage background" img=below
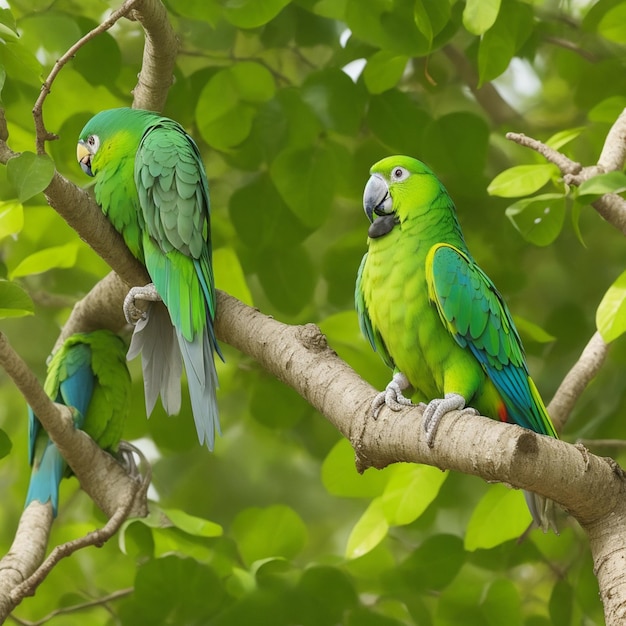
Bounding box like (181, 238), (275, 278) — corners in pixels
(1, 0), (625, 623)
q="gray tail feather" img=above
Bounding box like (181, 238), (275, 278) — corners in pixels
(128, 302), (182, 416)
(176, 327), (220, 451)
(524, 490), (559, 534)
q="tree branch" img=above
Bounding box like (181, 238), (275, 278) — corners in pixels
(507, 108), (626, 236)
(547, 331), (609, 431)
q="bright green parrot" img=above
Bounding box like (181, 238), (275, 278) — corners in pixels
(26, 330), (131, 516)
(76, 108), (221, 450)
(356, 156), (558, 531)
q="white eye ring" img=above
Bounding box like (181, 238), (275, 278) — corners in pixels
(87, 134), (100, 152)
(390, 166), (409, 182)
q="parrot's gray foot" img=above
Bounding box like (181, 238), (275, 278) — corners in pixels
(372, 372), (413, 418)
(124, 283), (162, 325)
(423, 392), (477, 447)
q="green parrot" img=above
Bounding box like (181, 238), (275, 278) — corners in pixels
(26, 330), (131, 516)
(76, 108), (221, 450)
(356, 156), (558, 532)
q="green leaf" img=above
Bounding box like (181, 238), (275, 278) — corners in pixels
(505, 193), (566, 246)
(395, 534), (465, 592)
(10, 243), (79, 279)
(482, 579), (522, 626)
(596, 269), (626, 343)
(0, 280), (34, 318)
(296, 566), (358, 623)
(363, 52), (408, 95)
(345, 497), (389, 559)
(488, 164), (558, 198)
(322, 438), (388, 498)
(255, 244), (316, 315)
(213, 247), (253, 306)
(544, 127), (585, 151)
(597, 4), (626, 43)
(195, 63), (275, 150)
(223, 0), (291, 28)
(549, 579), (574, 626)
(0, 200), (23, 241)
(511, 315), (556, 343)
(270, 144), (335, 229)
(578, 171), (626, 198)
(463, 0), (501, 35)
(231, 504), (308, 566)
(381, 463), (448, 525)
(0, 428), (12, 459)
(6, 152), (55, 202)
(162, 508), (223, 538)
(120, 556), (225, 625)
(465, 485), (531, 551)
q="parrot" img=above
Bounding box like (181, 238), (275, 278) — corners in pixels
(355, 155), (558, 532)
(25, 330), (131, 516)
(76, 107), (221, 450)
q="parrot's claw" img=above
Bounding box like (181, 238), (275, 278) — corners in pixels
(123, 283), (162, 325)
(372, 372), (413, 418)
(423, 392), (477, 447)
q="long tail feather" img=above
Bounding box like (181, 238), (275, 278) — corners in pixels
(25, 442), (65, 516)
(128, 302), (182, 416)
(176, 327), (220, 450)
(524, 490), (559, 534)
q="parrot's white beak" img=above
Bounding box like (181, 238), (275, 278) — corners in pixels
(363, 174), (392, 223)
(77, 140), (94, 177)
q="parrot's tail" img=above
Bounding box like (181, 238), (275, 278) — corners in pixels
(524, 490), (559, 534)
(25, 443), (65, 517)
(176, 326), (220, 451)
(128, 301), (183, 416)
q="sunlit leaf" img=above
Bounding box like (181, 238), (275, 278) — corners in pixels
(345, 498), (389, 559)
(488, 164), (558, 198)
(10, 243), (79, 279)
(0, 200), (23, 240)
(162, 508), (223, 538)
(363, 51), (408, 94)
(578, 171), (626, 198)
(0, 280), (34, 318)
(6, 152), (55, 202)
(322, 438), (388, 498)
(545, 127), (585, 151)
(596, 269), (626, 343)
(213, 247), (253, 306)
(381, 463), (448, 525)
(463, 0), (500, 35)
(597, 4), (626, 43)
(465, 485), (531, 550)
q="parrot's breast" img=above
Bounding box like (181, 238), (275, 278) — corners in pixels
(362, 222), (493, 409)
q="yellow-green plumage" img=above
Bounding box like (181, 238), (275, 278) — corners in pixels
(356, 156), (558, 530)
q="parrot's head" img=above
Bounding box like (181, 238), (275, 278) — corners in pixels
(77, 108), (144, 178)
(363, 156), (442, 237)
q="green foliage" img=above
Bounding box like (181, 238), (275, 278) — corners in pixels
(0, 0), (621, 624)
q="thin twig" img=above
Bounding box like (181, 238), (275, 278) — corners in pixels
(577, 439), (626, 449)
(32, 0), (141, 154)
(8, 588), (133, 626)
(505, 132), (582, 175)
(9, 491), (137, 606)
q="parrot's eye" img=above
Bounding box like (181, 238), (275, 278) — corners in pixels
(391, 167), (409, 182)
(87, 135), (100, 152)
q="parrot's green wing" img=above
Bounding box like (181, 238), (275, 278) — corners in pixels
(425, 242), (556, 438)
(355, 253), (395, 371)
(26, 330), (131, 516)
(134, 118), (220, 449)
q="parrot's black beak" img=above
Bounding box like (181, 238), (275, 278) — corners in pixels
(77, 140), (94, 177)
(363, 174), (392, 223)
